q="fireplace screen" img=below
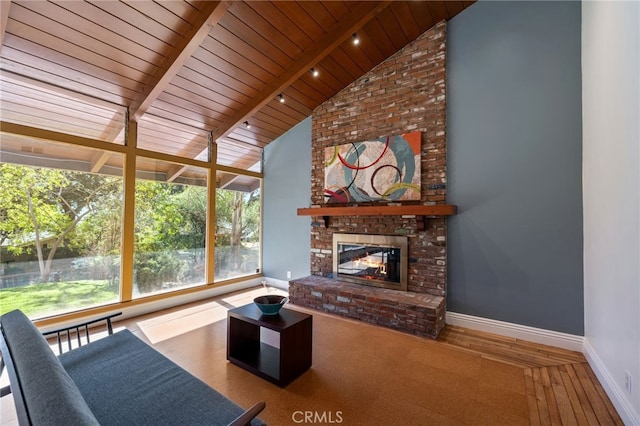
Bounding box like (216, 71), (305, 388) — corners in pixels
(332, 233), (407, 291)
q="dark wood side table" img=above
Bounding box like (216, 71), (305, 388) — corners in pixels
(227, 303), (312, 387)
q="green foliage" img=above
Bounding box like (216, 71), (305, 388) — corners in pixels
(134, 251), (183, 294)
(0, 280), (118, 317)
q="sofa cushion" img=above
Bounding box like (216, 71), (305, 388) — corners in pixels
(59, 329), (264, 426)
(0, 310), (100, 425)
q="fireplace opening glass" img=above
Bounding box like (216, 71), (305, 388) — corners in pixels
(333, 234), (407, 291)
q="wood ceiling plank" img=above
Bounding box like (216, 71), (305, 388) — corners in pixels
(210, 1), (393, 142)
(18, 1), (162, 65)
(170, 73), (244, 112)
(0, 76), (124, 118)
(373, 7), (409, 52)
(426, 2), (450, 23)
(291, 74), (340, 105)
(230, 1), (302, 60)
(56, 1), (171, 56)
(88, 1), (182, 43)
(163, 80), (239, 118)
(0, 58), (130, 105)
(250, 2), (314, 50)
(286, 81), (326, 109)
(328, 47), (368, 79)
(272, 1), (325, 41)
(361, 18), (398, 61)
(389, 1), (422, 41)
(191, 42), (269, 91)
(297, 1), (340, 30)
(209, 25), (284, 77)
(146, 103), (223, 131)
(1, 46), (137, 105)
(322, 0), (352, 21)
(318, 55), (358, 88)
(176, 64), (252, 105)
(1, 39), (141, 94)
(129, 0), (231, 121)
(183, 53), (259, 98)
(199, 37), (276, 85)
(159, 0), (200, 18)
(406, 1), (435, 31)
(5, 19), (152, 83)
(219, 11), (292, 67)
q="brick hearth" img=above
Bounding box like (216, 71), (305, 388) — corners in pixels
(289, 276), (445, 339)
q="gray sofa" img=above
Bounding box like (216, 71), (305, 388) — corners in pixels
(0, 309), (265, 425)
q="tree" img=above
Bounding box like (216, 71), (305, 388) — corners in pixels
(0, 164), (121, 282)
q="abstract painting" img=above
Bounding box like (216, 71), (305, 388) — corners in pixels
(324, 131), (421, 203)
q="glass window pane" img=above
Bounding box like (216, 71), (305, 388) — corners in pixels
(215, 171), (261, 281)
(0, 141), (123, 318)
(134, 158), (207, 297)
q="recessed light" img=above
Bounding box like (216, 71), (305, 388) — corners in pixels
(311, 68), (319, 77)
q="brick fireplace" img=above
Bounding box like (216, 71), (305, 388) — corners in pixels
(290, 21), (450, 338)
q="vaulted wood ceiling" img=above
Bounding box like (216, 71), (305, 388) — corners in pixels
(0, 1), (474, 174)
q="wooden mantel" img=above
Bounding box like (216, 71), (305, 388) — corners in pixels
(297, 204), (457, 230)
(297, 204), (457, 217)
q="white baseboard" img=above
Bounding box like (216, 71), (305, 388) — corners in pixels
(263, 278), (290, 291)
(445, 311), (584, 352)
(583, 339), (640, 426)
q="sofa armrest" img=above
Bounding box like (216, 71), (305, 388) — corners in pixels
(228, 401), (266, 426)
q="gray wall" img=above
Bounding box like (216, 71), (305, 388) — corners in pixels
(262, 117), (311, 282)
(447, 1), (584, 334)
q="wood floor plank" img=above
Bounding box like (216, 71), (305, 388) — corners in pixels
(540, 367), (564, 425)
(533, 367), (553, 425)
(564, 364), (601, 425)
(558, 365), (590, 425)
(524, 368), (543, 426)
(573, 363), (617, 423)
(549, 366), (578, 426)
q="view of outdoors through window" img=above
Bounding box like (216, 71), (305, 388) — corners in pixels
(1, 159), (262, 318)
(133, 159), (208, 297)
(215, 173), (261, 280)
(0, 161), (123, 318)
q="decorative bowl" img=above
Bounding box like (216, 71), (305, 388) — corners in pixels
(253, 295), (288, 316)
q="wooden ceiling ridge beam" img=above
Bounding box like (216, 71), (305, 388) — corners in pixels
(129, 0), (231, 122)
(210, 0), (394, 144)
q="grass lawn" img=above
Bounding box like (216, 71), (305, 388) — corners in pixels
(0, 280), (119, 318)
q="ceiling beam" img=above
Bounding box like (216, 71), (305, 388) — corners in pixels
(0, 1), (11, 52)
(90, 151), (111, 173)
(210, 0), (393, 143)
(129, 0), (231, 122)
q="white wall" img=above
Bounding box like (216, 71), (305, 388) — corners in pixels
(582, 1), (640, 424)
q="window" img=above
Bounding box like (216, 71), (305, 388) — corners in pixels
(215, 171), (261, 280)
(133, 158), (208, 297)
(0, 141), (123, 318)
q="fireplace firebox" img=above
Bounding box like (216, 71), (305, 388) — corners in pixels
(332, 233), (408, 291)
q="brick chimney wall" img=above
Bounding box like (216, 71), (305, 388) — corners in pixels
(308, 21), (448, 297)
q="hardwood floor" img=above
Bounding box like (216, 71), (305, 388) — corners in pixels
(0, 287), (624, 425)
(439, 325), (623, 425)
